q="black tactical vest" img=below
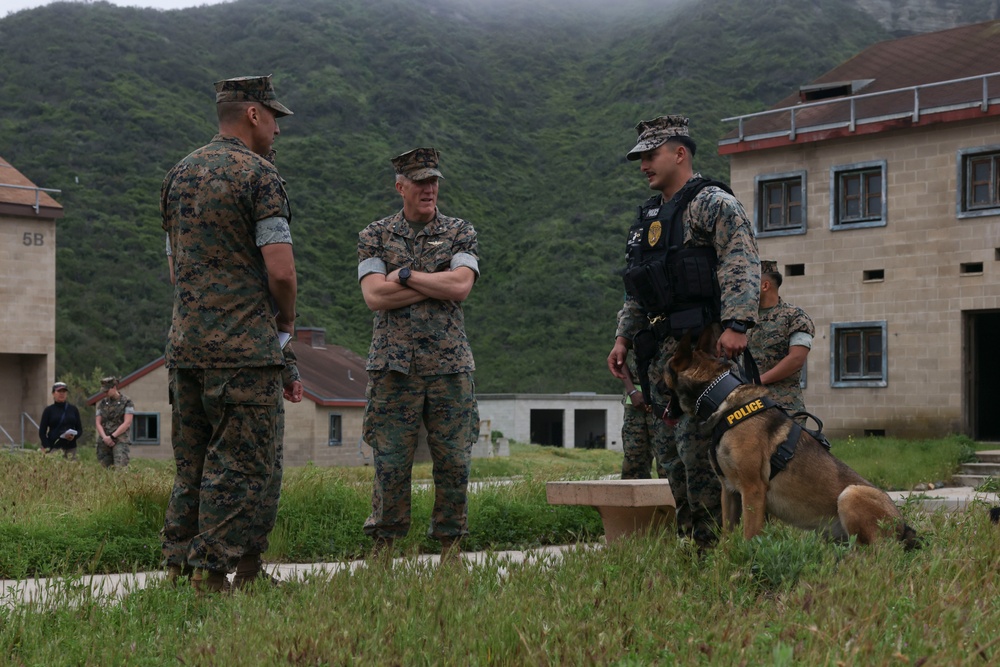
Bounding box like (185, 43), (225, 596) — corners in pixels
(622, 177), (732, 321)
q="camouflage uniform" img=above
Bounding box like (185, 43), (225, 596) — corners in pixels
(159, 76), (294, 575)
(245, 344), (300, 558)
(748, 297), (815, 413)
(358, 149), (480, 543)
(617, 174), (759, 540)
(620, 355), (673, 480)
(95, 391), (134, 468)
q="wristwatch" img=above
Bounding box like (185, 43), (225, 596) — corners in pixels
(722, 319), (749, 334)
(398, 267), (411, 287)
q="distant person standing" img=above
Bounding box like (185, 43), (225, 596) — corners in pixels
(160, 75), (297, 594)
(358, 147), (480, 559)
(38, 381), (83, 459)
(748, 260), (815, 414)
(95, 376), (134, 468)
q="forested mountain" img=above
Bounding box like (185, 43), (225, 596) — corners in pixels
(0, 0), (982, 393)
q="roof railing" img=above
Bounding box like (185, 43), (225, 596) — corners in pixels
(0, 182), (62, 214)
(720, 71), (1000, 145)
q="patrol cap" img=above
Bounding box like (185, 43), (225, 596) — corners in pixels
(100, 376), (118, 390)
(391, 147), (444, 181)
(214, 75), (293, 118)
(626, 115), (690, 161)
(761, 260), (779, 275)
(52, 381), (68, 392)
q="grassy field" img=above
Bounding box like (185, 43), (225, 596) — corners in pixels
(0, 435), (990, 580)
(2, 435), (999, 665)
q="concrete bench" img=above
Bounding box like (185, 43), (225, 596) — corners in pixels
(545, 479), (676, 543)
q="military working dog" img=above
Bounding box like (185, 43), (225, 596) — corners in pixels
(664, 330), (919, 549)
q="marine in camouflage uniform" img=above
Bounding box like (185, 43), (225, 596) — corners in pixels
(95, 376), (134, 468)
(747, 260), (815, 414)
(358, 147), (479, 551)
(608, 115), (759, 545)
(159, 75), (297, 589)
(619, 352), (673, 480)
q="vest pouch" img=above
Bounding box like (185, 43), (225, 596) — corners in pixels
(666, 248), (718, 303)
(623, 260), (673, 314)
(668, 306), (711, 334)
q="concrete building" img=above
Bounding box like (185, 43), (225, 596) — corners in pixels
(0, 156), (62, 448)
(719, 20), (1000, 439)
(478, 393), (625, 452)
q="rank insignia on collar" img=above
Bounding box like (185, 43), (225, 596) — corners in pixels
(647, 220), (662, 247)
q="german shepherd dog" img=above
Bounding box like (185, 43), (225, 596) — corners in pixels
(664, 330), (919, 549)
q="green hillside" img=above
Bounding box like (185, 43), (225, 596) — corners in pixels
(0, 0), (891, 393)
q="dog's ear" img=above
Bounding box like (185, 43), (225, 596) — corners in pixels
(696, 326), (718, 355)
(669, 334), (694, 373)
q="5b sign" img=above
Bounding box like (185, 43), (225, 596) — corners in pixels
(23, 232), (44, 246)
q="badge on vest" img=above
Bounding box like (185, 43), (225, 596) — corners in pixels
(647, 221), (662, 247)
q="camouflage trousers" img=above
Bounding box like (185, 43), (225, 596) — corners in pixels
(363, 370), (479, 541)
(648, 339), (723, 540)
(96, 438), (130, 468)
(161, 366), (281, 573)
(621, 404), (672, 479)
(245, 400), (285, 557)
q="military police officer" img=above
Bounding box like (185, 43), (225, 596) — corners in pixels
(607, 115), (760, 547)
(358, 147), (480, 559)
(160, 74), (297, 594)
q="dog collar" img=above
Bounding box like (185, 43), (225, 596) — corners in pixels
(694, 370), (744, 421)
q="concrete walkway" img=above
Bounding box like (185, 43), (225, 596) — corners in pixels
(889, 485), (1000, 512)
(3, 487), (997, 609)
(0, 545), (583, 608)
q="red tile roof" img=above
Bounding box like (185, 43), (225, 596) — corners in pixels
(0, 155), (63, 218)
(87, 330), (368, 408)
(720, 19), (1000, 153)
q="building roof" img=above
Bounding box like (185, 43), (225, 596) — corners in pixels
(86, 328), (368, 408)
(0, 156), (64, 218)
(719, 19), (1000, 154)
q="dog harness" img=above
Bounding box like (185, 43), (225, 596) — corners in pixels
(695, 371), (831, 480)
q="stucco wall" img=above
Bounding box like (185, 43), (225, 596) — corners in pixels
(729, 117), (1000, 437)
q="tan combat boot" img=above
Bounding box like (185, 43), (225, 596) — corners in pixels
(165, 563), (194, 587)
(232, 553), (281, 591)
(439, 536), (462, 563)
(191, 569), (231, 596)
(368, 537), (395, 563)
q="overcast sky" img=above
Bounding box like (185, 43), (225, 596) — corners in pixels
(0, 0), (228, 16)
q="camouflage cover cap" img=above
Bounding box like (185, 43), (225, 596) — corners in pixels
(52, 381), (67, 392)
(214, 75), (293, 118)
(391, 147), (444, 181)
(626, 115), (690, 161)
(761, 260), (779, 274)
(100, 376), (118, 390)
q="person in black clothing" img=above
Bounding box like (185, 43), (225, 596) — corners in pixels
(38, 381), (83, 460)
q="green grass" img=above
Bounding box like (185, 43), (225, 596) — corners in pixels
(0, 435), (991, 579)
(2, 436), (1000, 665)
(3, 511), (1000, 665)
